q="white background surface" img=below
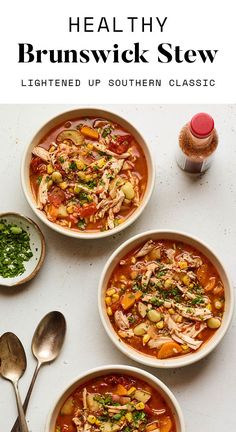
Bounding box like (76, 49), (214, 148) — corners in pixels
(0, 104), (236, 432)
(1, 0), (236, 103)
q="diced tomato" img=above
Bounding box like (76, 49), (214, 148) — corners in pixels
(30, 157), (46, 174)
(48, 188), (66, 207)
(144, 404), (153, 417)
(77, 203), (97, 218)
(109, 135), (132, 155)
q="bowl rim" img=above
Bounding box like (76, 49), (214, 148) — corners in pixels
(21, 107), (155, 239)
(98, 229), (234, 368)
(0, 212), (46, 287)
(44, 364), (185, 432)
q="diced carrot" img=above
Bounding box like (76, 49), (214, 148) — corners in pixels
(196, 264), (208, 286)
(115, 384), (128, 396)
(160, 416), (173, 432)
(135, 291), (143, 301)
(80, 126), (99, 140)
(204, 276), (216, 292)
(146, 423), (159, 432)
(157, 342), (182, 359)
(47, 204), (59, 222)
(120, 290), (142, 310)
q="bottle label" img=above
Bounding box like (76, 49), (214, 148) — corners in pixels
(176, 147), (213, 173)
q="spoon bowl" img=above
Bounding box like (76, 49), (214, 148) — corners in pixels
(32, 311), (66, 363)
(0, 332), (26, 382)
(0, 333), (29, 432)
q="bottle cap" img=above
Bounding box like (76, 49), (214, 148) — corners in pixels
(190, 113), (214, 138)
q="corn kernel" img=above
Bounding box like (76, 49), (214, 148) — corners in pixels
(67, 205), (74, 214)
(214, 300), (222, 310)
(105, 297), (112, 306)
(131, 257), (136, 264)
(120, 275), (127, 281)
(107, 288), (116, 296)
(87, 143), (94, 151)
(164, 279), (172, 288)
(47, 180), (53, 188)
(97, 157), (106, 168)
(156, 320), (164, 329)
(179, 261), (188, 269)
(112, 294), (120, 303)
(59, 181), (68, 190)
(69, 187), (74, 193)
(49, 145), (56, 153)
(135, 402), (145, 410)
(47, 164), (53, 174)
(107, 307), (113, 316)
(181, 344), (189, 351)
(189, 283), (194, 289)
(74, 184), (81, 194)
(169, 308), (175, 315)
(206, 304), (212, 311)
(182, 275), (190, 286)
(87, 415), (97, 425)
(125, 413), (133, 422)
(176, 315), (183, 323)
(142, 334), (150, 345)
(127, 386), (136, 396)
(76, 160), (85, 170)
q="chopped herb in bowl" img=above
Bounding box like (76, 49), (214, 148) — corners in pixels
(0, 220), (33, 278)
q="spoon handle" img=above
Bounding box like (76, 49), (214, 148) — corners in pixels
(13, 381), (29, 432)
(10, 362), (41, 432)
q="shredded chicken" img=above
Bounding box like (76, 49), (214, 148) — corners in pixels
(135, 240), (156, 257)
(114, 311), (130, 330)
(32, 146), (50, 162)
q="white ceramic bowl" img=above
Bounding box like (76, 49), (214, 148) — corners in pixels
(0, 212), (45, 287)
(45, 364), (185, 432)
(21, 108), (155, 239)
(98, 230), (234, 368)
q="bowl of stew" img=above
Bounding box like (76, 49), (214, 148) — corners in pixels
(45, 364), (185, 432)
(98, 230), (233, 368)
(21, 108), (154, 238)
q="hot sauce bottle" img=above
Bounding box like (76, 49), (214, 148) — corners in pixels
(176, 113), (218, 173)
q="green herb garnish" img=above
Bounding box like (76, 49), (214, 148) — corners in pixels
(0, 220), (33, 278)
(102, 126), (112, 138)
(37, 175), (42, 185)
(77, 219), (86, 230)
(150, 297), (164, 307)
(69, 161), (77, 171)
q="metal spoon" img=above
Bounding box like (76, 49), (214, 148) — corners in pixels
(0, 332), (29, 432)
(10, 311), (66, 432)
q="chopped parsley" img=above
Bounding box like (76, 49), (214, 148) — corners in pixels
(87, 180), (97, 189)
(133, 411), (146, 423)
(191, 296), (204, 305)
(112, 410), (127, 421)
(69, 161), (77, 171)
(78, 192), (92, 203)
(77, 219), (86, 230)
(37, 175), (42, 184)
(94, 394), (113, 406)
(102, 126), (112, 138)
(58, 156), (65, 163)
(149, 297), (164, 307)
(0, 220), (33, 278)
